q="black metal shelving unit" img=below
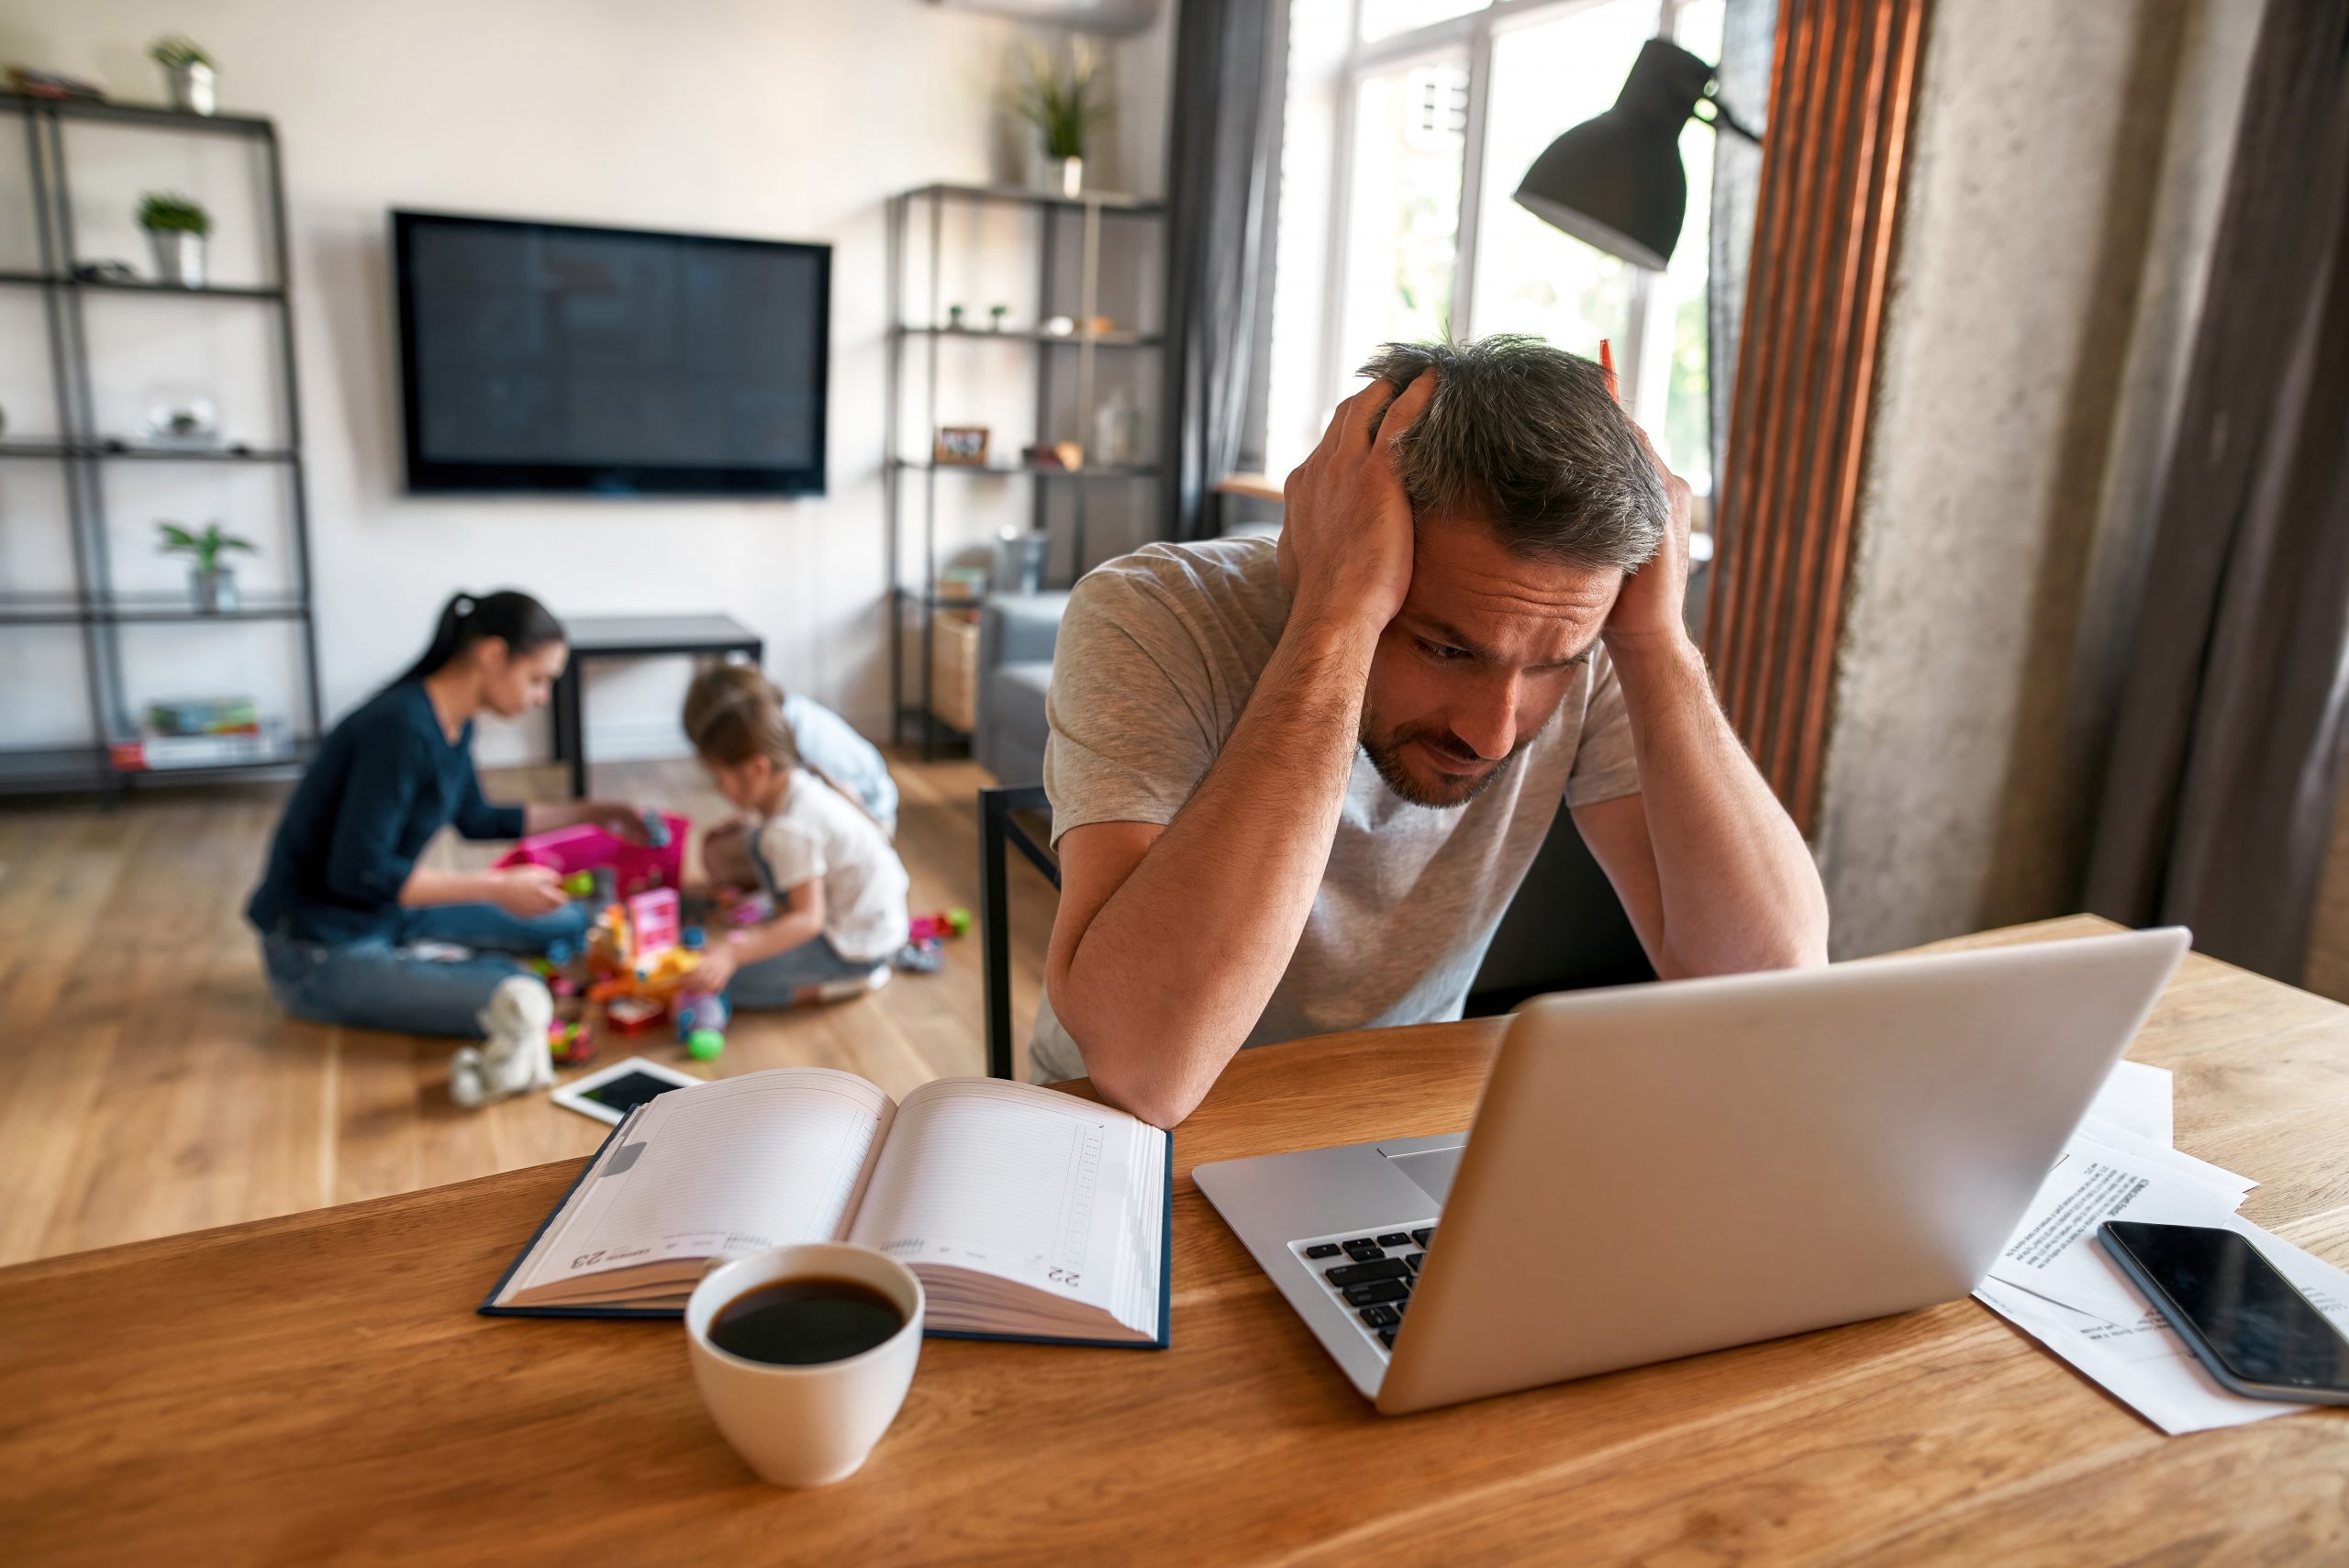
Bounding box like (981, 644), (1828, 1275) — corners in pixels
(884, 182), (1165, 757)
(1, 91), (321, 796)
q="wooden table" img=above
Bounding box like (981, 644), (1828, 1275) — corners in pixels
(6, 916), (2346, 1564)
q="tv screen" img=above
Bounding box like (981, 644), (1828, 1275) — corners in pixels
(393, 211), (829, 495)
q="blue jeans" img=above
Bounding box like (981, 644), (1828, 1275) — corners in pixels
(728, 934), (883, 1008)
(259, 902), (591, 1039)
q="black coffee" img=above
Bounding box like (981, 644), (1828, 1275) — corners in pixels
(707, 1276), (906, 1365)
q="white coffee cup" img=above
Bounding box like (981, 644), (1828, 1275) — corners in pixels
(685, 1242), (925, 1487)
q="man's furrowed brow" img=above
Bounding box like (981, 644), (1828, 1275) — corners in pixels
(1405, 615), (1598, 670)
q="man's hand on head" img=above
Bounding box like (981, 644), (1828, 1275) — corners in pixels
(1602, 423), (1697, 658)
(1278, 369), (1438, 639)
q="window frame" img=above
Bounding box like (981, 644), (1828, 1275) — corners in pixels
(1306, 0), (1712, 471)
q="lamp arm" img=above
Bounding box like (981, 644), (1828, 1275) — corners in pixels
(1695, 91), (1765, 145)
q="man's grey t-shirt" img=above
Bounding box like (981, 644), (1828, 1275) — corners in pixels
(1030, 537), (1642, 1083)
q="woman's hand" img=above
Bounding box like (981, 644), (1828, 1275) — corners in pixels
(489, 864), (569, 917)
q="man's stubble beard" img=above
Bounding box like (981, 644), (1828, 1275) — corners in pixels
(1356, 705), (1557, 809)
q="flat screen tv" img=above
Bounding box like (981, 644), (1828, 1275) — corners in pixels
(393, 211), (829, 495)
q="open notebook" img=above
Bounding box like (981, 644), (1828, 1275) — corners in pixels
(482, 1069), (1171, 1349)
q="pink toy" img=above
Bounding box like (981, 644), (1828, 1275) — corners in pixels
(628, 887), (682, 960)
(495, 812), (688, 897)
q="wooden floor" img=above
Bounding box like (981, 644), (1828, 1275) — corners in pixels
(0, 752), (1055, 1270)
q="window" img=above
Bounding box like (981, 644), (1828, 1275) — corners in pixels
(1266, 0), (1724, 495)
(1339, 55), (1470, 362)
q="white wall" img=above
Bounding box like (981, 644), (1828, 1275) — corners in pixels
(0, 0), (1171, 764)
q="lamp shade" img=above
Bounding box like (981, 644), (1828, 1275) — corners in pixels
(1513, 39), (1716, 271)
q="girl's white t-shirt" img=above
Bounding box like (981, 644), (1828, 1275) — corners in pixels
(753, 770), (910, 962)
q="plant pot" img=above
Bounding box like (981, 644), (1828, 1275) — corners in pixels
(166, 61), (217, 116)
(190, 566), (238, 615)
(1028, 144), (1085, 200)
(148, 230), (206, 288)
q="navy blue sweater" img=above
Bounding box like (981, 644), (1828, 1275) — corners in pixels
(247, 682), (526, 944)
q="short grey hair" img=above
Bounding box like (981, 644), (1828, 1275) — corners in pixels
(1360, 336), (1665, 573)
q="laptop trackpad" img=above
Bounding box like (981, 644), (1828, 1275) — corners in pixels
(1385, 1145), (1464, 1206)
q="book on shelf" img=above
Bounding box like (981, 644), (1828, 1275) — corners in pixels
(109, 718), (287, 772)
(483, 1068), (1172, 1349)
(146, 695), (260, 736)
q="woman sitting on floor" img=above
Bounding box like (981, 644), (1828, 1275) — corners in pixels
(246, 589), (649, 1037)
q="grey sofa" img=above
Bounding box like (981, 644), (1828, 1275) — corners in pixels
(971, 590), (1650, 1006)
(974, 592), (1070, 786)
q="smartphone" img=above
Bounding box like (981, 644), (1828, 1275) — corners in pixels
(2098, 1220), (2349, 1405)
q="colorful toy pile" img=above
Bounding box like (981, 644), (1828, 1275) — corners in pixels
(503, 813), (726, 1067)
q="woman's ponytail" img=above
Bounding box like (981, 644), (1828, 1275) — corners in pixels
(394, 589), (565, 685)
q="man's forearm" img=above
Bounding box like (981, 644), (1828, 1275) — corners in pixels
(1053, 616), (1380, 1123)
(1611, 634), (1829, 973)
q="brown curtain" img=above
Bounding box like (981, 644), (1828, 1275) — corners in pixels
(2085, 0), (2349, 983)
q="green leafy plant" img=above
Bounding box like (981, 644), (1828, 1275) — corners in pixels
(150, 37), (212, 69)
(1010, 43), (1111, 161)
(139, 192), (211, 236)
(156, 521), (256, 573)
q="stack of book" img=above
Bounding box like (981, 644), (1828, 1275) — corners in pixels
(109, 696), (285, 771)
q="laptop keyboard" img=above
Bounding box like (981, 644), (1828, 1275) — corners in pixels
(1289, 1224), (1438, 1357)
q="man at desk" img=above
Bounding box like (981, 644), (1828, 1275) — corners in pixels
(1032, 336), (1829, 1126)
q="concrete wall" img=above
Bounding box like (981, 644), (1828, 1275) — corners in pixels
(0, 0), (1172, 765)
(1812, 0), (2260, 957)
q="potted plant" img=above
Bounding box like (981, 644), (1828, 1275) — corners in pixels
(1011, 44), (1112, 200)
(150, 38), (217, 116)
(157, 521), (257, 614)
(139, 193), (212, 288)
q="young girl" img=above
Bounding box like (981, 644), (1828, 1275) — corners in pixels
(247, 590), (650, 1036)
(682, 664), (910, 1006)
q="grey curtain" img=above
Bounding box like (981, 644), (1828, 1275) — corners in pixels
(1707, 0), (1776, 488)
(1160, 0), (1275, 542)
(2085, 0), (2349, 983)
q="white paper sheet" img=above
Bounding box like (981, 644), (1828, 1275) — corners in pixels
(2073, 1124), (2257, 1207)
(2082, 1060), (2172, 1146)
(1987, 1141), (2247, 1328)
(1970, 1066), (2349, 1434)
(1975, 1279), (2309, 1434)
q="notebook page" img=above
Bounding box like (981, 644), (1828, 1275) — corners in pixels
(513, 1069), (894, 1297)
(847, 1078), (1165, 1327)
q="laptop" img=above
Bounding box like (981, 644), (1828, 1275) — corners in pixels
(1193, 928), (2190, 1416)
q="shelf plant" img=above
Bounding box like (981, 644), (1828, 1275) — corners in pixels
(138, 192), (212, 287)
(150, 37), (218, 116)
(149, 38), (212, 69)
(138, 192), (211, 236)
(1011, 44), (1112, 196)
(158, 521), (257, 614)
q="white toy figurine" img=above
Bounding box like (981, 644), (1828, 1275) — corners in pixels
(450, 974), (557, 1108)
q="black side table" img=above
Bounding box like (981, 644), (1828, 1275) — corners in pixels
(551, 614), (763, 797)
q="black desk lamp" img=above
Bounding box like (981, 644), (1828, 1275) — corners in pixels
(1513, 38), (1763, 270)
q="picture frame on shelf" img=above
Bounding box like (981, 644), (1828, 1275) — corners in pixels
(934, 426), (991, 467)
